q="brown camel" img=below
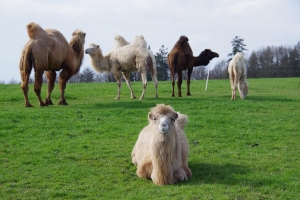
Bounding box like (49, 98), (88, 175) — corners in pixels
(167, 36), (219, 97)
(19, 22), (86, 107)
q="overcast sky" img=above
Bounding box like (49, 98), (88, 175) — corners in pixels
(0, 0), (299, 83)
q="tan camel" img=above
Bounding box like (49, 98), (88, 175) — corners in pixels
(19, 22), (86, 107)
(167, 36), (219, 97)
(132, 104), (192, 185)
(85, 35), (158, 100)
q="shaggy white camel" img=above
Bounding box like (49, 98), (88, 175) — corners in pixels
(131, 104), (192, 185)
(85, 35), (158, 100)
(228, 52), (249, 100)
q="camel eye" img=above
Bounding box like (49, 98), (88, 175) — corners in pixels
(153, 117), (157, 121)
(171, 118), (175, 122)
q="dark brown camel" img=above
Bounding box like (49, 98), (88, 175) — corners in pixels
(19, 22), (85, 107)
(167, 36), (219, 97)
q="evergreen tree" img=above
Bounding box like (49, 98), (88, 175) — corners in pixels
(80, 68), (95, 82)
(247, 51), (259, 78)
(227, 36), (248, 62)
(154, 45), (169, 81)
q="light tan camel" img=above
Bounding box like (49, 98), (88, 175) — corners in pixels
(132, 104), (192, 185)
(228, 52), (249, 100)
(19, 22), (86, 107)
(85, 35), (158, 100)
(168, 36), (219, 97)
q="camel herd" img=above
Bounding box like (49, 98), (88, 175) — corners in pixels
(19, 22), (249, 185)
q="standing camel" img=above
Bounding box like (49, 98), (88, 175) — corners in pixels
(19, 22), (86, 107)
(167, 36), (219, 97)
(85, 35), (158, 100)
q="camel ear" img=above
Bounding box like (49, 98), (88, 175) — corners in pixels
(72, 31), (76, 36)
(97, 45), (100, 48)
(171, 112), (178, 122)
(83, 33), (86, 38)
(148, 112), (153, 120)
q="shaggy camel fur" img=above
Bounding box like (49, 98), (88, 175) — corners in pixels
(131, 104), (192, 185)
(85, 35), (158, 100)
(228, 52), (249, 100)
(167, 36), (219, 97)
(19, 22), (86, 107)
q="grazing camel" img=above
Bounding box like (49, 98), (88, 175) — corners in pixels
(228, 52), (249, 100)
(167, 36), (219, 97)
(132, 104), (192, 185)
(85, 35), (158, 100)
(19, 22), (86, 107)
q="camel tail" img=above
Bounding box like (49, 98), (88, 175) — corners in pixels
(26, 22), (44, 39)
(176, 112), (188, 129)
(19, 46), (33, 76)
(147, 51), (157, 76)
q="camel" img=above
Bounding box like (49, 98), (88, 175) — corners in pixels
(167, 36), (219, 97)
(228, 52), (249, 100)
(85, 35), (158, 100)
(132, 104), (192, 185)
(19, 22), (86, 107)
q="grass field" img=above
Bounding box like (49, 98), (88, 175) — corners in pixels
(0, 78), (299, 199)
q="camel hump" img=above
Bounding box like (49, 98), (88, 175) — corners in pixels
(26, 22), (47, 39)
(176, 112), (188, 129)
(114, 35), (129, 47)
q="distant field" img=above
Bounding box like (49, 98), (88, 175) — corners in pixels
(0, 78), (299, 199)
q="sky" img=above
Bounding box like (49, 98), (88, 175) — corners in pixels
(0, 0), (299, 83)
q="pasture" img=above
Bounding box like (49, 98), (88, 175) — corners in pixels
(0, 78), (299, 199)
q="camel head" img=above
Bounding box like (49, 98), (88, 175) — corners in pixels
(85, 43), (102, 56)
(201, 49), (219, 60)
(148, 104), (178, 135)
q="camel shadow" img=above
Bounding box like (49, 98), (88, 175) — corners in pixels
(247, 95), (298, 103)
(184, 162), (248, 185)
(179, 162), (279, 187)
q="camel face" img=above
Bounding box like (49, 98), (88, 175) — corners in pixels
(158, 116), (170, 134)
(205, 49), (219, 60)
(85, 44), (99, 55)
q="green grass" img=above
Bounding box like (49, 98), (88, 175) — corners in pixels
(0, 78), (299, 199)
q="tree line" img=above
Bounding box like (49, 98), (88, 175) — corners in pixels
(3, 38), (300, 84)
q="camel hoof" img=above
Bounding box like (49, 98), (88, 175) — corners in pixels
(114, 97), (120, 100)
(187, 93), (191, 96)
(25, 103), (33, 107)
(45, 98), (53, 105)
(58, 100), (68, 105)
(40, 102), (48, 107)
(131, 96), (137, 99)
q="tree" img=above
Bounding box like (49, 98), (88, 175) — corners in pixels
(210, 60), (228, 79)
(227, 36), (248, 62)
(154, 45), (169, 81)
(80, 68), (95, 82)
(247, 51), (260, 78)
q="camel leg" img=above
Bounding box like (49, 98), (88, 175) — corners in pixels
(112, 67), (123, 99)
(147, 57), (158, 98)
(229, 73), (235, 100)
(122, 71), (136, 99)
(186, 68), (193, 96)
(45, 70), (57, 105)
(150, 72), (158, 98)
(170, 71), (176, 97)
(58, 69), (72, 105)
(177, 70), (183, 97)
(137, 158), (152, 179)
(139, 70), (148, 100)
(33, 70), (47, 106)
(20, 69), (33, 107)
